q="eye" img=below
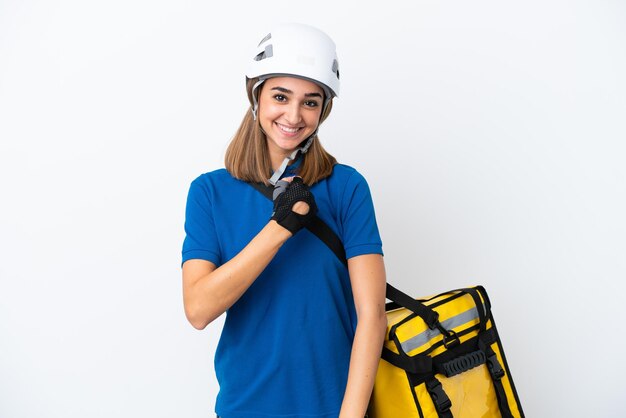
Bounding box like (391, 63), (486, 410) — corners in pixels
(273, 94), (287, 102)
(304, 100), (319, 108)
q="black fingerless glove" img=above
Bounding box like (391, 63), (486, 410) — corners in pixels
(270, 177), (318, 235)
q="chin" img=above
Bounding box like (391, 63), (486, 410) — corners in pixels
(271, 135), (309, 152)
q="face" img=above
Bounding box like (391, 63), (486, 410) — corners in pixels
(257, 76), (324, 159)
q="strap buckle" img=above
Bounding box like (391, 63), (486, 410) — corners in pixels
(426, 378), (452, 413)
(442, 329), (460, 349)
(487, 353), (505, 379)
(435, 322), (460, 349)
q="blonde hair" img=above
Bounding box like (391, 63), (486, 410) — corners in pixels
(224, 78), (337, 185)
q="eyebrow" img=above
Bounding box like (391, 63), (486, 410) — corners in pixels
(270, 86), (323, 98)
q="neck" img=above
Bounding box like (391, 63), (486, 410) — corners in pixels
(269, 149), (297, 172)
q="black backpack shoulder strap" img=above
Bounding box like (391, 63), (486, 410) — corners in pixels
(247, 183), (433, 325)
(248, 181), (348, 266)
(249, 181), (273, 200)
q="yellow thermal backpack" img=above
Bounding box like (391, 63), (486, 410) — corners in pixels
(368, 284), (524, 418)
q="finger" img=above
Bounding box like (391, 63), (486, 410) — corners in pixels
(291, 201), (310, 215)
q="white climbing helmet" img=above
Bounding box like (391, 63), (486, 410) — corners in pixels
(247, 23), (340, 119)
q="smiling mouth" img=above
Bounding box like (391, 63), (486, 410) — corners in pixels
(276, 123), (303, 134)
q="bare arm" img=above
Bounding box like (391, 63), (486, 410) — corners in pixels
(182, 220), (292, 329)
(182, 189), (311, 330)
(339, 253), (388, 418)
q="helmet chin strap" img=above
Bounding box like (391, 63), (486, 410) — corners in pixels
(250, 78), (266, 121)
(268, 130), (317, 185)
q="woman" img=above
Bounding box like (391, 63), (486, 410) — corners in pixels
(181, 23), (387, 418)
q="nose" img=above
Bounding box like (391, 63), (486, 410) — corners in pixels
(284, 103), (302, 125)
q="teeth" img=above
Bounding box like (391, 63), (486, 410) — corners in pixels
(277, 123), (300, 133)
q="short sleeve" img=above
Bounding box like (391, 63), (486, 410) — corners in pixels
(339, 170), (384, 259)
(181, 176), (222, 266)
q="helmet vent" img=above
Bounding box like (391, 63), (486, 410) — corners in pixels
(257, 33), (272, 47)
(332, 59), (340, 80)
(254, 44), (274, 61)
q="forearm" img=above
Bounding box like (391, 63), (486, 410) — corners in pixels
(339, 312), (387, 418)
(184, 221), (291, 328)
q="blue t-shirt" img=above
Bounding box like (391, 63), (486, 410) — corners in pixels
(182, 163), (383, 418)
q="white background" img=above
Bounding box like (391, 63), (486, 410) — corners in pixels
(1, 1), (625, 417)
